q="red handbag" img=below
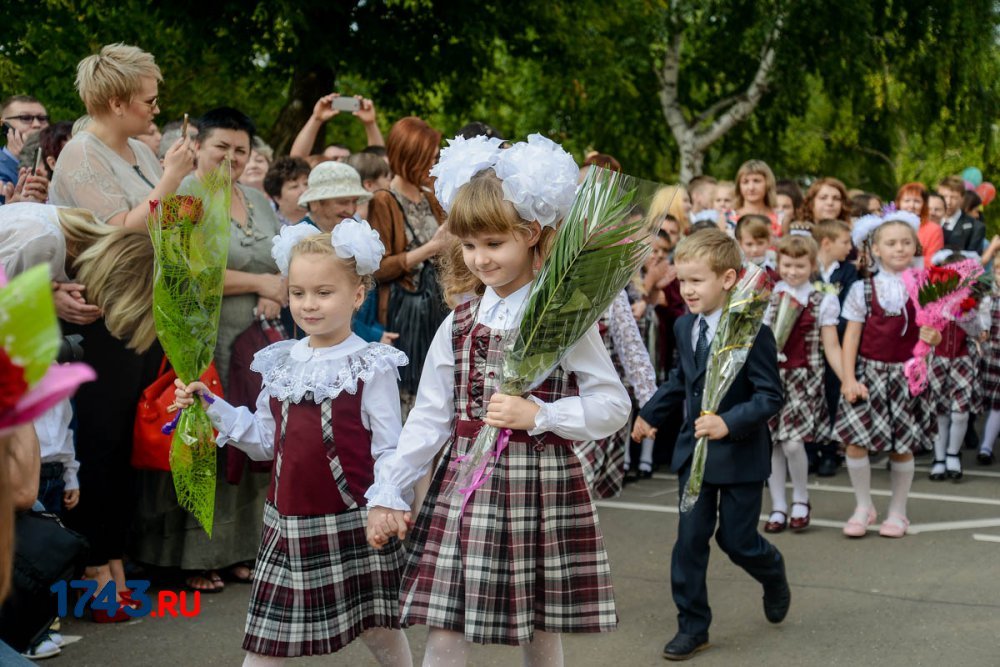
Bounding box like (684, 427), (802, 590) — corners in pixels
(131, 357), (224, 471)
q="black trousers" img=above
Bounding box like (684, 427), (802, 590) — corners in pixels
(671, 468), (785, 636)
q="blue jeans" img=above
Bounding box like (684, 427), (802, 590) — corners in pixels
(37, 463), (65, 515)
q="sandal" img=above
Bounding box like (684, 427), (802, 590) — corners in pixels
(764, 511), (788, 534)
(928, 459), (946, 481)
(789, 502), (811, 532)
(227, 562), (254, 583)
(878, 512), (909, 538)
(843, 506), (876, 538)
(945, 453), (963, 480)
(185, 571), (224, 593)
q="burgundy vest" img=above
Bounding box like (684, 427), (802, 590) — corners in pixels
(937, 320), (969, 359)
(780, 300), (818, 370)
(858, 278), (920, 363)
(266, 384), (374, 516)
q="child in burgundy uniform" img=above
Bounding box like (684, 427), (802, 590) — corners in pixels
(174, 220), (411, 666)
(763, 234), (843, 533)
(366, 135), (630, 666)
(838, 211), (939, 538)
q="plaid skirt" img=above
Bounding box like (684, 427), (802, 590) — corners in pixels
(401, 430), (618, 646)
(981, 342), (1000, 411)
(573, 422), (629, 499)
(243, 502), (403, 657)
(928, 354), (978, 414)
(770, 367), (830, 443)
(835, 356), (931, 454)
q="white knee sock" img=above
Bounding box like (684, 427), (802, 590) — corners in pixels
(639, 438), (655, 472)
(888, 458), (915, 518)
(768, 445), (788, 516)
(782, 440), (810, 518)
(362, 627), (413, 667)
(422, 630), (469, 667)
(242, 654), (284, 667)
(933, 415), (950, 473)
(948, 412), (970, 456)
(846, 455), (872, 510)
(522, 631), (564, 667)
(980, 409), (1000, 454)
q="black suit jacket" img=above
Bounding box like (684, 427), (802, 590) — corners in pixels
(943, 213), (986, 253)
(638, 314), (783, 485)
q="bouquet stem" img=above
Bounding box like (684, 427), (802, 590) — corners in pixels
(169, 402), (217, 536)
(680, 434), (709, 512)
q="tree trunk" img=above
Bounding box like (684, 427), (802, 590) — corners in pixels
(266, 66), (336, 156)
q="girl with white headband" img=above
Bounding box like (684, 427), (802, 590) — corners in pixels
(366, 134), (630, 665)
(173, 219), (412, 666)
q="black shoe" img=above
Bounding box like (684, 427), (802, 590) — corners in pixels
(817, 456), (839, 477)
(662, 633), (710, 661)
(978, 450), (995, 466)
(945, 453), (963, 480)
(762, 556), (791, 624)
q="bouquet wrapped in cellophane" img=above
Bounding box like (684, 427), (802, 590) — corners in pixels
(454, 167), (663, 507)
(770, 291), (804, 362)
(681, 262), (771, 512)
(148, 164), (231, 535)
(0, 264), (95, 433)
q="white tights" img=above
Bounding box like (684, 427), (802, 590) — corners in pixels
(422, 629), (564, 667)
(980, 409), (1000, 455)
(624, 437), (655, 472)
(768, 440), (810, 520)
(242, 628), (411, 667)
(933, 412), (970, 474)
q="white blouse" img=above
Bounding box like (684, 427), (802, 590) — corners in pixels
(204, 336), (406, 477)
(365, 283), (632, 511)
(764, 281), (841, 328)
(842, 271), (908, 322)
(606, 290), (657, 406)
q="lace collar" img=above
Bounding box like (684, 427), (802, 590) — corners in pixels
(774, 280), (815, 304)
(251, 334), (408, 403)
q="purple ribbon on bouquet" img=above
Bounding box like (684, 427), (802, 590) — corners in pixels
(456, 427), (512, 516)
(162, 391), (216, 435)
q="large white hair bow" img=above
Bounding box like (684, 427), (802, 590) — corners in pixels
(271, 223), (321, 275)
(494, 133), (578, 228)
(331, 218), (385, 275)
(430, 134), (505, 213)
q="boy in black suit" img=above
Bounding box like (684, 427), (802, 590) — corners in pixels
(632, 229), (787, 661)
(814, 219), (859, 476)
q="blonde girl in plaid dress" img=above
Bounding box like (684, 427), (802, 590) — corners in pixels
(366, 136), (630, 666)
(763, 234), (843, 534)
(175, 221), (412, 666)
(837, 212), (939, 539)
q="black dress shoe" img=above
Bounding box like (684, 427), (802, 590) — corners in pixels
(978, 450), (995, 466)
(816, 456), (839, 477)
(763, 579), (791, 624)
(663, 633), (710, 661)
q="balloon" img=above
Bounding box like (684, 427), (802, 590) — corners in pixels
(965, 180), (975, 191)
(977, 182), (996, 207)
(962, 167), (983, 187)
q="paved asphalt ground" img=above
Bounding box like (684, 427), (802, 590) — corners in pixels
(56, 456), (1000, 666)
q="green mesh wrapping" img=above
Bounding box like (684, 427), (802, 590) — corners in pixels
(147, 164), (232, 536)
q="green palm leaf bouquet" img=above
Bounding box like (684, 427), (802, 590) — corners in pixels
(148, 163), (231, 535)
(455, 166), (662, 501)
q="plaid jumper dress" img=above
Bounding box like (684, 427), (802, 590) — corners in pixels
(769, 290), (831, 443)
(243, 346), (405, 657)
(928, 319), (979, 414)
(980, 294), (1000, 411)
(835, 278), (929, 454)
(400, 298), (618, 645)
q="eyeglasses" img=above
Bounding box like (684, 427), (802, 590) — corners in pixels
(4, 114), (49, 124)
(133, 97), (159, 109)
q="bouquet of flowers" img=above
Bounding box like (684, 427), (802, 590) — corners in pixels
(454, 166), (661, 508)
(148, 165), (231, 535)
(902, 259), (983, 396)
(681, 262), (771, 512)
(0, 264), (95, 432)
(770, 291), (804, 362)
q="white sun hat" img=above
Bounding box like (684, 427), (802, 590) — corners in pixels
(298, 161), (373, 207)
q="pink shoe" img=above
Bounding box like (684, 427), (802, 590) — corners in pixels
(878, 513), (909, 538)
(843, 506), (877, 538)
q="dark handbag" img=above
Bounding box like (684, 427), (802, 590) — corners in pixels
(0, 510), (87, 652)
(387, 204), (449, 394)
(132, 358), (224, 471)
(225, 317), (288, 485)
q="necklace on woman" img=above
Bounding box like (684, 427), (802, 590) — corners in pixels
(232, 186), (256, 238)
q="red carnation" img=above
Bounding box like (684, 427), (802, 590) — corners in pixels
(959, 297), (977, 313)
(0, 348), (28, 415)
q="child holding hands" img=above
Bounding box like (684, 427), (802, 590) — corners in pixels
(366, 135), (631, 666)
(174, 220), (411, 666)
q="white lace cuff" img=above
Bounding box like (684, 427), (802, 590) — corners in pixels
(365, 483), (415, 512)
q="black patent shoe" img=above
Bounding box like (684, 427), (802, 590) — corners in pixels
(977, 450), (995, 466)
(946, 453), (963, 480)
(928, 460), (946, 481)
(663, 633), (710, 661)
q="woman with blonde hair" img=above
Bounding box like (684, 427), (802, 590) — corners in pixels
(649, 184), (691, 234)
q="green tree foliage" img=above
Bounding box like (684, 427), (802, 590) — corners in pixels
(1, 0), (996, 196)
